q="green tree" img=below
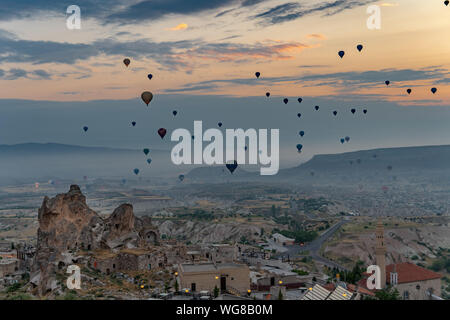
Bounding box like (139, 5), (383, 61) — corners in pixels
(214, 285), (219, 298)
(373, 286), (400, 300)
(278, 289), (283, 300)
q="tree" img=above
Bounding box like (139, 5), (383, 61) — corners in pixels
(174, 280), (179, 292)
(373, 286), (400, 300)
(278, 289), (283, 300)
(214, 285), (219, 298)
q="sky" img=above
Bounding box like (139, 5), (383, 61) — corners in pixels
(0, 0), (449, 169)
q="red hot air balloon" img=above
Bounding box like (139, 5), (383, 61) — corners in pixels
(158, 128), (167, 139)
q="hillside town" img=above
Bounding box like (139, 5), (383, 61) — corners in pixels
(0, 185), (445, 300)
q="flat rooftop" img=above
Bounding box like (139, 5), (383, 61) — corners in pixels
(181, 262), (246, 273)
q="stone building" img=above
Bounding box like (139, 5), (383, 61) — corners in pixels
(360, 219), (442, 300)
(178, 262), (250, 295)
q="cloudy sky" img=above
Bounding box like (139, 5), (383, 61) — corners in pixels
(0, 0), (449, 168)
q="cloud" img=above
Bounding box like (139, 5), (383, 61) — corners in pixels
(163, 67), (449, 93)
(169, 23), (188, 31)
(254, 0), (378, 25)
(307, 33), (327, 40)
(0, 68), (52, 80)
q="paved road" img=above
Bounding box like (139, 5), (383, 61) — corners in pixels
(277, 218), (350, 271)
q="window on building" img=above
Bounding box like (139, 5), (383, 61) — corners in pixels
(403, 290), (409, 300)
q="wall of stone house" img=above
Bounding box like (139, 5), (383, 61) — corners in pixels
(179, 266), (250, 294)
(257, 274), (300, 286)
(395, 278), (441, 300)
(93, 258), (116, 274)
(0, 260), (18, 277)
(116, 253), (139, 271)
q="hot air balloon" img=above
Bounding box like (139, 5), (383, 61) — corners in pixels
(218, 122), (223, 128)
(133, 168), (139, 175)
(296, 144), (303, 152)
(299, 131), (305, 137)
(266, 92), (270, 97)
(35, 182), (40, 189)
(123, 58), (130, 67)
(345, 136), (350, 142)
(407, 88), (412, 95)
(431, 87), (437, 94)
(173, 110), (177, 116)
(297, 98), (303, 103)
(315, 106), (319, 111)
(179, 174), (185, 182)
(143, 148), (150, 155)
(340, 138), (345, 144)
(132, 121), (136, 127)
(158, 128), (167, 139)
(338, 51), (345, 58)
(351, 108), (356, 114)
(255, 72), (260, 79)
(141, 91), (153, 106)
(363, 109), (367, 114)
(147, 158), (152, 164)
(283, 98), (288, 104)
(385, 80), (390, 86)
(245, 146), (248, 151)
(191, 135), (195, 140)
(226, 160), (238, 174)
(333, 111), (338, 116)
(445, 0), (449, 6)
(147, 74), (153, 80)
(83, 126), (88, 132)
(357, 44), (363, 52)
(297, 113), (302, 118)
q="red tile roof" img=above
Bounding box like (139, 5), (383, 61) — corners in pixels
(386, 262), (441, 284)
(358, 262), (441, 291)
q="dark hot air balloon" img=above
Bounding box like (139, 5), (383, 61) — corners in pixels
(431, 87), (437, 94)
(283, 98), (288, 104)
(340, 138), (345, 144)
(141, 91), (153, 105)
(147, 74), (153, 80)
(296, 144), (303, 152)
(143, 148), (150, 155)
(132, 121), (136, 127)
(299, 131), (305, 137)
(297, 113), (302, 118)
(351, 108), (356, 114)
(255, 72), (260, 79)
(333, 111), (338, 116)
(226, 161), (238, 174)
(363, 109), (367, 114)
(338, 51), (345, 58)
(147, 158), (152, 164)
(123, 58), (130, 67)
(83, 126), (88, 132)
(133, 168), (139, 175)
(266, 92), (270, 97)
(385, 80), (390, 86)
(407, 88), (412, 95)
(179, 174), (185, 182)
(357, 44), (363, 52)
(218, 122), (223, 127)
(173, 110), (177, 116)
(297, 98), (303, 103)
(158, 128), (167, 139)
(445, 0), (449, 6)
(315, 105), (319, 111)
(345, 136), (350, 142)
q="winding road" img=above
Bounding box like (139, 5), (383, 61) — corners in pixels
(278, 218), (350, 271)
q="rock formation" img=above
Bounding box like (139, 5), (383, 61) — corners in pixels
(31, 185), (159, 295)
